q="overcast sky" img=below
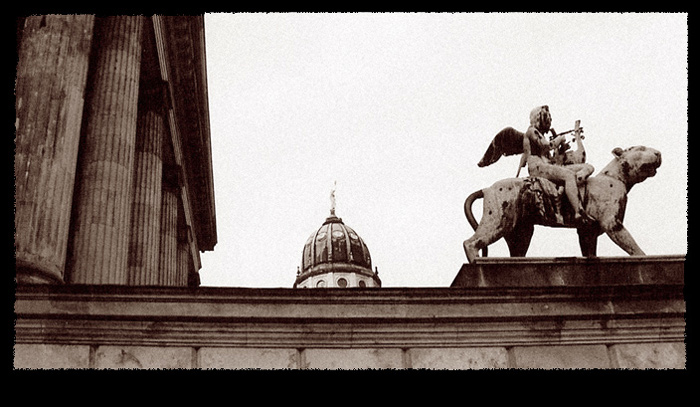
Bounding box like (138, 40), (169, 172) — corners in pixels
(199, 13), (687, 288)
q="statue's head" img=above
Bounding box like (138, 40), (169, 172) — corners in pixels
(530, 105), (552, 134)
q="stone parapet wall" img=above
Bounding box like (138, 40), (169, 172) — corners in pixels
(14, 256), (685, 369)
(13, 342), (685, 369)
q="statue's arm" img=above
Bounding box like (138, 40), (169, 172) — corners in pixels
(550, 134), (567, 150)
(516, 134), (530, 177)
(527, 126), (554, 152)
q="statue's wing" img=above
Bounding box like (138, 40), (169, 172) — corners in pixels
(477, 127), (525, 167)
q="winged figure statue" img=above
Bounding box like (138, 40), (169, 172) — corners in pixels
(477, 126), (526, 168)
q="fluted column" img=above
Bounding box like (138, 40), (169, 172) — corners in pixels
(67, 16), (144, 284)
(175, 222), (191, 286)
(176, 239), (190, 287)
(159, 186), (179, 285)
(127, 85), (165, 286)
(15, 15), (95, 284)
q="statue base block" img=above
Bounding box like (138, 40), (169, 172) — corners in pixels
(451, 255), (685, 288)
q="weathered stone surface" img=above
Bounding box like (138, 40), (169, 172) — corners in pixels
(304, 348), (404, 369)
(93, 345), (192, 369)
(127, 98), (164, 285)
(14, 15), (215, 288)
(409, 347), (509, 369)
(14, 279), (685, 369)
(157, 16), (217, 252)
(452, 255), (685, 288)
(15, 15), (95, 284)
(511, 344), (611, 369)
(68, 16), (144, 285)
(609, 342), (685, 369)
(159, 188), (179, 285)
(14, 344), (90, 369)
(199, 347), (298, 369)
(176, 225), (191, 286)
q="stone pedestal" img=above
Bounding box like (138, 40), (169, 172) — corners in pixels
(68, 16), (144, 284)
(451, 255), (685, 287)
(15, 15), (95, 284)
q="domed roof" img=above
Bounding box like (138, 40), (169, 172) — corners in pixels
(294, 210), (380, 288)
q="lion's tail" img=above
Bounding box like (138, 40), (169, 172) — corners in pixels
(464, 189), (488, 257)
(464, 189), (484, 230)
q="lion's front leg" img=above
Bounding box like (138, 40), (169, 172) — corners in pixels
(606, 225), (646, 256)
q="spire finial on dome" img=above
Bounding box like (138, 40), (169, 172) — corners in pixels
(330, 180), (337, 216)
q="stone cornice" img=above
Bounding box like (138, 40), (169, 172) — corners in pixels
(159, 15), (216, 252)
(15, 279), (685, 348)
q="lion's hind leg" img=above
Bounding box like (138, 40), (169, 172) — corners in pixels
(463, 216), (510, 263)
(463, 181), (521, 263)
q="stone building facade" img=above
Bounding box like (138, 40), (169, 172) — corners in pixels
(15, 15), (216, 286)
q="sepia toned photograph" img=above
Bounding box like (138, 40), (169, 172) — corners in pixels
(14, 12), (686, 369)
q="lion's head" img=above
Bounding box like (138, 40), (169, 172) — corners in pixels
(612, 145), (662, 186)
(529, 105), (552, 134)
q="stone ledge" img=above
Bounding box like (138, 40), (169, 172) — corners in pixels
(15, 278), (685, 349)
(451, 255), (685, 288)
(15, 317), (685, 349)
(15, 283), (684, 322)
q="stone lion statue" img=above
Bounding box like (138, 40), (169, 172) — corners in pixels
(463, 145), (662, 263)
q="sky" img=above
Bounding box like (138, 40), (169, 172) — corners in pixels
(198, 13), (687, 288)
